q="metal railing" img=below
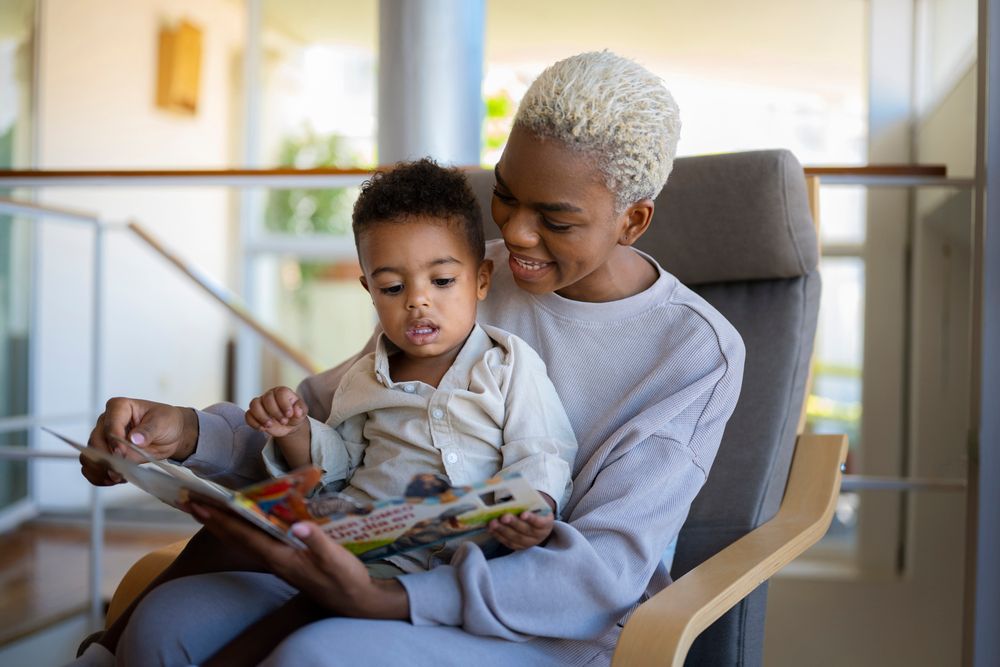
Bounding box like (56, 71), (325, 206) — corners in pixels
(0, 192), (322, 632)
(0, 197), (106, 630)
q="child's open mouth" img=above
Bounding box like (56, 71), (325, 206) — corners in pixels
(405, 321), (440, 345)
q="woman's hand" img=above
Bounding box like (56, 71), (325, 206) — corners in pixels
(82, 398), (198, 486)
(187, 498), (410, 620)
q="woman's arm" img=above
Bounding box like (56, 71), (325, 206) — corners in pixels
(399, 338), (745, 641)
(82, 333), (378, 490)
(186, 500), (410, 619)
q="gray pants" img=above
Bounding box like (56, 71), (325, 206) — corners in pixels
(116, 571), (611, 666)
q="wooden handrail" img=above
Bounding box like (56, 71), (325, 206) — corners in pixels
(127, 220), (321, 375)
(802, 165), (946, 176)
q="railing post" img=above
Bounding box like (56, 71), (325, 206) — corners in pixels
(88, 218), (105, 630)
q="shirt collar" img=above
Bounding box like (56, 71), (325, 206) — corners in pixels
(372, 324), (493, 390)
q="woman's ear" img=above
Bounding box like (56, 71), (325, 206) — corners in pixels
(359, 275), (370, 294)
(477, 260), (493, 300)
(618, 199), (655, 246)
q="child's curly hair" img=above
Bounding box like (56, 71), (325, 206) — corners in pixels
(352, 158), (485, 263)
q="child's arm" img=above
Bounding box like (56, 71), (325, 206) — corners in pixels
(488, 492), (556, 550)
(246, 386), (312, 469)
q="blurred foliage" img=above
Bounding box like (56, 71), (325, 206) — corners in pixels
(265, 130), (354, 236)
(483, 90), (516, 153)
(264, 130), (357, 284)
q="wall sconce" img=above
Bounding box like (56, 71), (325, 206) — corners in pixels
(156, 19), (202, 115)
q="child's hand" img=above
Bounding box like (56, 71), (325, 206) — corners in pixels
(488, 509), (555, 550)
(246, 386), (308, 438)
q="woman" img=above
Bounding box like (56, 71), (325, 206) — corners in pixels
(80, 51), (744, 666)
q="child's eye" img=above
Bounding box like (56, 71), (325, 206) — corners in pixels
(432, 278), (456, 287)
(379, 284), (404, 295)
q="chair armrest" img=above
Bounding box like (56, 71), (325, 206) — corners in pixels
(105, 538), (190, 628)
(612, 433), (848, 667)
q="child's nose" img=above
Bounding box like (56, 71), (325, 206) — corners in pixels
(406, 290), (430, 310)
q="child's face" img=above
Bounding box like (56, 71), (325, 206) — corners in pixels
(358, 218), (491, 362)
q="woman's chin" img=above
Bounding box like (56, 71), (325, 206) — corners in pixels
(511, 275), (555, 294)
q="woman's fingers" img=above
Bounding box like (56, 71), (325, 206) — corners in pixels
(79, 454), (123, 486)
(189, 500), (292, 572)
(81, 414), (125, 485)
(91, 400), (132, 457)
(95, 398), (190, 462)
(291, 523), (363, 578)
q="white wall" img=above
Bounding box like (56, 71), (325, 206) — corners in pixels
(32, 0), (244, 509)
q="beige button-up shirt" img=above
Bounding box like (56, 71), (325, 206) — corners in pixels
(262, 323), (577, 516)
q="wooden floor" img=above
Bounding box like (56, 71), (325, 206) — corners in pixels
(0, 516), (197, 646)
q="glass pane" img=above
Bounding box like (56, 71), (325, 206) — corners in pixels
(256, 257), (375, 391)
(0, 430), (28, 508)
(259, 0), (377, 237)
(819, 185), (867, 246)
(1, 0), (35, 514)
(808, 256), (865, 545)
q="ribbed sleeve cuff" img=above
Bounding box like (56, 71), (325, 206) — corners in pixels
(398, 566), (463, 627)
(179, 409), (236, 476)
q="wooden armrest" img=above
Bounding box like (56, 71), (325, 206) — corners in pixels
(612, 433), (848, 667)
(105, 538), (190, 628)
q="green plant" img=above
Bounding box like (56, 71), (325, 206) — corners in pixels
(264, 129), (357, 283)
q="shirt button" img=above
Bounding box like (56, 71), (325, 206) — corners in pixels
(403, 384), (415, 393)
(432, 409), (445, 419)
(446, 452), (459, 464)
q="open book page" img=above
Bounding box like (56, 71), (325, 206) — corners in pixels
(50, 428), (549, 559)
(46, 428), (305, 548)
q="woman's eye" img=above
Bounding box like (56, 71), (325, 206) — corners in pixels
(492, 187), (515, 204)
(379, 284), (404, 295)
(542, 218), (572, 232)
(432, 278), (456, 287)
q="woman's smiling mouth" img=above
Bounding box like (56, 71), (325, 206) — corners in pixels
(509, 253), (554, 281)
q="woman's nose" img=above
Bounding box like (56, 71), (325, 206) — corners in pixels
(501, 208), (540, 248)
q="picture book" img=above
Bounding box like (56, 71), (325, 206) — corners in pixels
(47, 428), (550, 560)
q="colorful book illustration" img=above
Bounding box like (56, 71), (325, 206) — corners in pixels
(47, 428), (549, 560)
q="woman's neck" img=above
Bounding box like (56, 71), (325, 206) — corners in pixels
(556, 246), (659, 303)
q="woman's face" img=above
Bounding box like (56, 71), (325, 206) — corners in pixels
(491, 126), (643, 302)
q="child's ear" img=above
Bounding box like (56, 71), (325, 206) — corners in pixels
(477, 260), (493, 300)
(359, 275), (370, 294)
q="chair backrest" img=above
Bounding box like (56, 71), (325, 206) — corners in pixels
(639, 150), (819, 666)
(467, 149), (819, 666)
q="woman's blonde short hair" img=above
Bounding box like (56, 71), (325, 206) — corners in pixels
(513, 51), (681, 211)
